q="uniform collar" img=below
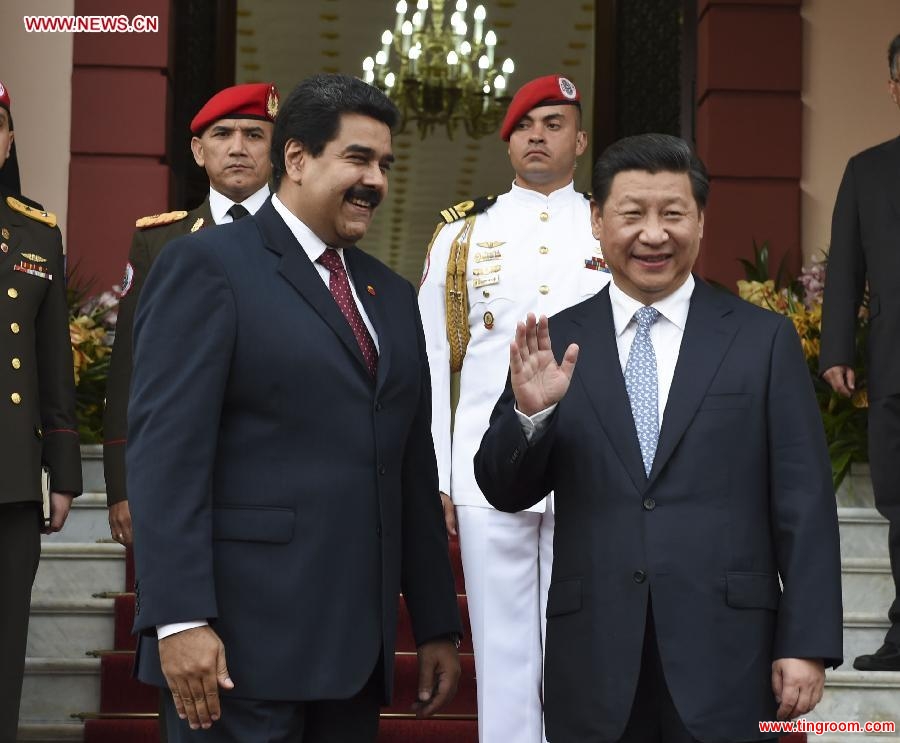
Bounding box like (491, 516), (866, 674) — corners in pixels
(508, 180), (579, 209)
(208, 184), (270, 225)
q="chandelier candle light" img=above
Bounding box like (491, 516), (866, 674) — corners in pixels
(363, 0), (515, 138)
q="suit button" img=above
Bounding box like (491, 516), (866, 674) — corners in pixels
(642, 497), (656, 511)
(539, 246), (549, 255)
(7, 288), (18, 298)
(375, 402), (382, 412)
(11, 357), (21, 369)
(376, 526), (382, 537)
(539, 211), (549, 222)
(379, 465), (386, 475)
(10, 392), (21, 404)
(539, 285), (550, 295)
(34, 427), (43, 440)
(10, 322), (20, 334)
(633, 570), (647, 584)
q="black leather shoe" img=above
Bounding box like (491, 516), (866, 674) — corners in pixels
(853, 642), (900, 671)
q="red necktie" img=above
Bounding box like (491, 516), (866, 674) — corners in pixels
(316, 248), (378, 377)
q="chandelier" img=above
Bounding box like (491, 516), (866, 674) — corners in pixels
(363, 0), (515, 139)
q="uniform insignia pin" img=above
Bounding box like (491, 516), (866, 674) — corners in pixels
(367, 285), (376, 296)
(22, 253), (47, 263)
(1, 228), (9, 240)
(476, 240), (505, 249)
(191, 218), (204, 233)
(0, 243), (7, 253)
(483, 311), (495, 330)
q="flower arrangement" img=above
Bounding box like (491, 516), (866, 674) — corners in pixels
(67, 268), (118, 443)
(735, 241), (868, 489)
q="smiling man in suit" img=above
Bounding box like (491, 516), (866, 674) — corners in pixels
(126, 73), (461, 742)
(475, 133), (843, 742)
(820, 32), (900, 672)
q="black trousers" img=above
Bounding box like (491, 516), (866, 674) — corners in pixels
(164, 657), (382, 743)
(618, 605), (777, 743)
(0, 503), (42, 743)
(868, 393), (900, 645)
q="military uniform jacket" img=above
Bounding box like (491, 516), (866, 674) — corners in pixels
(103, 199), (213, 504)
(0, 194), (81, 503)
(418, 182), (610, 510)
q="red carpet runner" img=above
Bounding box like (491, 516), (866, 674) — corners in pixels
(82, 542), (804, 742)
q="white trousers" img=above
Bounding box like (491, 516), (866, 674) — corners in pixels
(456, 504), (554, 743)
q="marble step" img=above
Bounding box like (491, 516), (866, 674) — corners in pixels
(812, 669), (900, 729)
(841, 557), (893, 616)
(27, 598), (114, 659)
(33, 543), (125, 601)
(836, 464), (876, 508)
(41, 493), (110, 544)
(839, 507), (889, 560)
(843, 612), (891, 662)
(19, 658), (99, 724)
(79, 445), (104, 494)
(15, 722), (83, 742)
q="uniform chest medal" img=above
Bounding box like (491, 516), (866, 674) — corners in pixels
(14, 260), (52, 280)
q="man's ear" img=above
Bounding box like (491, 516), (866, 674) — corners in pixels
(283, 139), (306, 185)
(190, 136), (204, 168)
(5, 129), (12, 160)
(698, 209), (704, 239)
(575, 129), (588, 158)
(590, 199), (604, 241)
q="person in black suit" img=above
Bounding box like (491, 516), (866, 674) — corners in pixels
(0, 80), (82, 742)
(820, 33), (900, 672)
(126, 73), (461, 742)
(475, 133), (843, 742)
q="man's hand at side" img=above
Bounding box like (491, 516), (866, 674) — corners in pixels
(772, 657), (825, 720)
(159, 626), (234, 730)
(440, 492), (457, 537)
(822, 365), (855, 398)
(413, 638), (460, 718)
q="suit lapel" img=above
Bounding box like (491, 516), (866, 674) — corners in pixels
(648, 279), (738, 482)
(344, 247), (391, 390)
(255, 201), (371, 377)
(882, 136), (900, 222)
(569, 288), (648, 493)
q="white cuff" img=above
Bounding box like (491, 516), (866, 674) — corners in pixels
(515, 404), (557, 442)
(157, 620), (208, 640)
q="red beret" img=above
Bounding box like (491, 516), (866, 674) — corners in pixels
(500, 74), (580, 141)
(190, 83), (279, 135)
(0, 80), (10, 114)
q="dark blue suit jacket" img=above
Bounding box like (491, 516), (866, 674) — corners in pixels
(127, 198), (461, 702)
(475, 279), (843, 742)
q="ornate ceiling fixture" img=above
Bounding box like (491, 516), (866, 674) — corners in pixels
(363, 0), (515, 139)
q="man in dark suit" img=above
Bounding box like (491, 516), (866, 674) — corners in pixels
(475, 133), (843, 742)
(0, 80), (82, 742)
(126, 73), (462, 741)
(820, 33), (900, 672)
(103, 82), (278, 545)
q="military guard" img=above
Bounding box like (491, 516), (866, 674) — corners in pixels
(103, 82), (278, 545)
(0, 80), (82, 742)
(417, 74), (610, 742)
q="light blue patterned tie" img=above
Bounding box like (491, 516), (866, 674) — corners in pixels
(625, 306), (660, 477)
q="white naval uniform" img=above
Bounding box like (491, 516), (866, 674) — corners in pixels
(418, 181), (610, 743)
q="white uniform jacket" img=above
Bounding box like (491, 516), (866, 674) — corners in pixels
(418, 181), (611, 511)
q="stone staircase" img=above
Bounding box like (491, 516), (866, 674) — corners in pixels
(18, 455), (900, 741)
(19, 446), (119, 742)
(806, 466), (900, 735)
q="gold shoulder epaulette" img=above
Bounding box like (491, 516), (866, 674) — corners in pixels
(439, 194), (497, 224)
(6, 196), (57, 228)
(135, 210), (189, 229)
(581, 191), (593, 201)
